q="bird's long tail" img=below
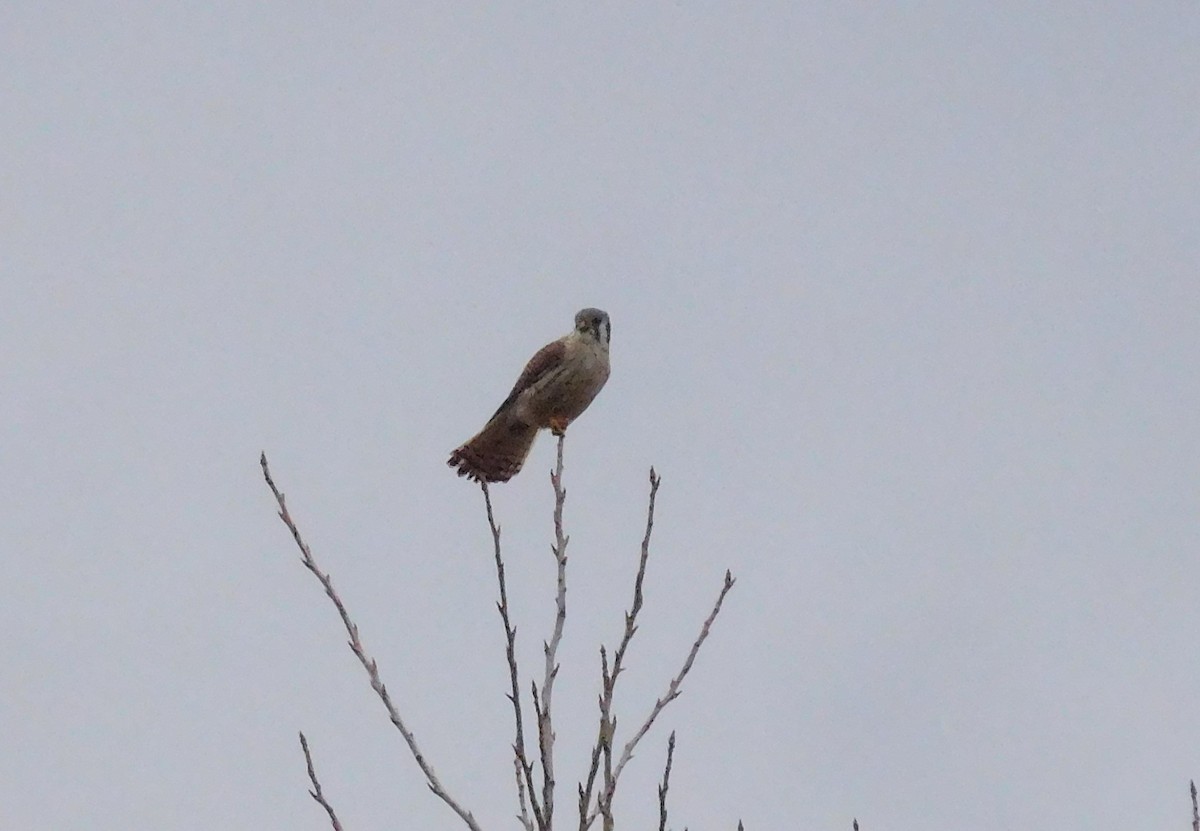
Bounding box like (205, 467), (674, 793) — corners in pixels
(447, 412), (538, 483)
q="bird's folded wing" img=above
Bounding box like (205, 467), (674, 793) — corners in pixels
(489, 338), (566, 419)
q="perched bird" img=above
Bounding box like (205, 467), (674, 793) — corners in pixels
(448, 308), (611, 483)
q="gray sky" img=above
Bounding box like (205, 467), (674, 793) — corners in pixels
(2, 3), (1197, 829)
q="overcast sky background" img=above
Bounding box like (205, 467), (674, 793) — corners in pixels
(2, 4), (1198, 830)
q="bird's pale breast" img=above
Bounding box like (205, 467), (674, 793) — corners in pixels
(517, 334), (609, 427)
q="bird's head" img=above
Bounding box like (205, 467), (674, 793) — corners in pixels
(575, 308), (611, 347)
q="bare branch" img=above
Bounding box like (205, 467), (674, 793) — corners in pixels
(299, 732), (344, 831)
(580, 468), (661, 830)
(577, 653), (608, 831)
(657, 732), (676, 831)
(600, 717), (615, 831)
(606, 570), (736, 807)
(261, 453), (482, 831)
(483, 480), (541, 831)
(535, 433), (570, 829)
(514, 755), (534, 831)
(582, 472), (735, 828)
(1192, 780), (1198, 831)
(853, 820), (859, 831)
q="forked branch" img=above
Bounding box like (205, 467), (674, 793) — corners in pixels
(579, 467), (661, 829)
(485, 433), (570, 831)
(580, 469), (737, 830)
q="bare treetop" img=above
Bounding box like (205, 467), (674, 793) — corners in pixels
(264, 439), (736, 831)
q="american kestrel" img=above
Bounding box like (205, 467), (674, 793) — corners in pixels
(448, 308), (611, 483)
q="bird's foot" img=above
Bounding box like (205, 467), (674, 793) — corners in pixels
(549, 416), (570, 437)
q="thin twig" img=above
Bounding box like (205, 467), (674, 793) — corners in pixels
(299, 732), (344, 831)
(600, 713), (615, 831)
(657, 732), (676, 831)
(514, 755), (533, 831)
(483, 481), (541, 831)
(261, 453), (482, 831)
(580, 468), (661, 831)
(536, 433), (570, 829)
(1191, 780), (1198, 831)
(578, 648), (615, 831)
